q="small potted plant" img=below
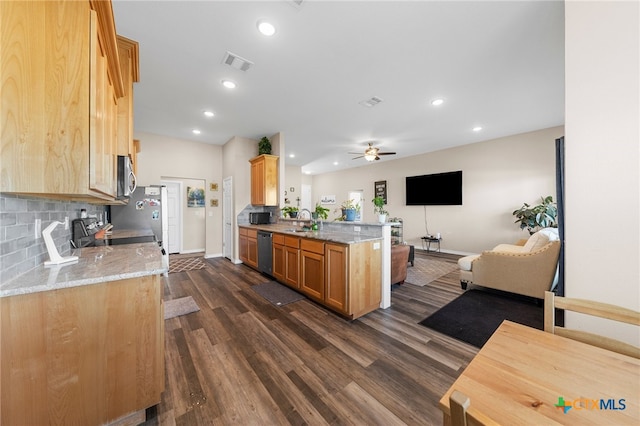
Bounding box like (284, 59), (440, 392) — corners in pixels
(512, 195), (558, 234)
(372, 196), (388, 223)
(281, 206), (299, 218)
(313, 203), (330, 221)
(340, 199), (357, 221)
(258, 136), (272, 155)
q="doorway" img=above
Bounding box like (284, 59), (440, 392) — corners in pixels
(223, 177), (233, 261)
(162, 180), (182, 254)
(348, 190), (364, 222)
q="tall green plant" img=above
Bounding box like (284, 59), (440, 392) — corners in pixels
(512, 195), (558, 234)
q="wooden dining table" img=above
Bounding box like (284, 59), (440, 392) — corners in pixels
(439, 320), (640, 425)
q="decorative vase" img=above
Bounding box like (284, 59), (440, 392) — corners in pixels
(378, 214), (386, 223)
(289, 211), (298, 219)
(343, 208), (356, 221)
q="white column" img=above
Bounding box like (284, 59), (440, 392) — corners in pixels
(380, 224), (392, 309)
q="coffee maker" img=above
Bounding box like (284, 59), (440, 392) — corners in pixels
(71, 218), (101, 248)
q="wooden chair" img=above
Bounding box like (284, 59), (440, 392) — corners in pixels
(449, 390), (498, 426)
(544, 291), (640, 359)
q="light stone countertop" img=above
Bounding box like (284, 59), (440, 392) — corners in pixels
(239, 223), (385, 244)
(0, 242), (167, 298)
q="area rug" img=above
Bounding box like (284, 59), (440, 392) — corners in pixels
(405, 257), (458, 286)
(418, 289), (543, 348)
(169, 257), (206, 273)
(164, 296), (200, 320)
(251, 281), (306, 306)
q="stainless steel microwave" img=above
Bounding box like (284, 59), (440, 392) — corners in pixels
(117, 155), (137, 199)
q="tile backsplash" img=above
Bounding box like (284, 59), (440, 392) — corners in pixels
(0, 194), (107, 283)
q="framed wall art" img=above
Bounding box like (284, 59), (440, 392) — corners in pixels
(187, 186), (205, 207)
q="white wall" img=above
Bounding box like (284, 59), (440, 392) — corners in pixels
(311, 126), (563, 254)
(565, 1), (639, 346)
(134, 131), (223, 257)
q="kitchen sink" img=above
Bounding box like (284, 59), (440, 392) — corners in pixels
(284, 228), (310, 233)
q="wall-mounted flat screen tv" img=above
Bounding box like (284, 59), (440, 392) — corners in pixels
(405, 170), (462, 205)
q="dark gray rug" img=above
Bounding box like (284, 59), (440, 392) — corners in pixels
(252, 281), (306, 306)
(418, 289), (543, 348)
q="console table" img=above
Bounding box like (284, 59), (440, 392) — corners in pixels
(421, 236), (441, 252)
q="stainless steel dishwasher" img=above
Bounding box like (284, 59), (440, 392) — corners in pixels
(257, 230), (273, 276)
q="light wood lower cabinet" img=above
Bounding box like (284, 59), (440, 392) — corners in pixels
(272, 233), (286, 282)
(300, 239), (325, 301)
(284, 236), (300, 288)
(243, 228), (382, 319)
(239, 227), (258, 269)
(0, 275), (164, 425)
(325, 243), (348, 314)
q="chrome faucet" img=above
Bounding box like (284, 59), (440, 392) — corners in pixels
(298, 208), (312, 220)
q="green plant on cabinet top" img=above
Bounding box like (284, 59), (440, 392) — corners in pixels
(259, 137), (272, 155)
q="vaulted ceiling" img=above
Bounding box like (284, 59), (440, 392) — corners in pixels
(112, 0), (564, 175)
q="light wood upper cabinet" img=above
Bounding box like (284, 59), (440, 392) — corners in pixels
(116, 36), (139, 157)
(0, 0), (133, 202)
(250, 154), (279, 206)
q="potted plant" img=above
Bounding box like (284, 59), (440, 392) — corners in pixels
(313, 203), (330, 221)
(281, 206), (299, 218)
(340, 199), (357, 221)
(258, 137), (272, 155)
(512, 195), (558, 234)
(372, 196), (388, 223)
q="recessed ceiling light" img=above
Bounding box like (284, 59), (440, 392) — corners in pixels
(305, 171), (311, 175)
(333, 162), (339, 166)
(192, 129), (201, 135)
(221, 80), (236, 89)
(431, 98), (444, 106)
(289, 153), (295, 158)
(203, 111), (214, 118)
(257, 20), (276, 36)
(473, 126), (483, 132)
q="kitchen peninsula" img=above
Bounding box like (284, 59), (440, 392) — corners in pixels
(0, 242), (167, 425)
(239, 220), (389, 319)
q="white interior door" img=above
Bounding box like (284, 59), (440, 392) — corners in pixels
(223, 177), (233, 260)
(301, 184), (312, 211)
(162, 180), (182, 254)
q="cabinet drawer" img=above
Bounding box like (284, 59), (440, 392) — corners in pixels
(246, 228), (258, 238)
(301, 239), (324, 254)
(239, 227), (248, 236)
(273, 233), (285, 245)
(285, 236), (300, 248)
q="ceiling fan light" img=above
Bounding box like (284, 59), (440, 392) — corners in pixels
(364, 153), (377, 161)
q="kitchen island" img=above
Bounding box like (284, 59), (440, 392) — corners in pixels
(239, 222), (386, 319)
(0, 243), (167, 426)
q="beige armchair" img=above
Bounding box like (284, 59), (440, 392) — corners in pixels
(458, 229), (561, 299)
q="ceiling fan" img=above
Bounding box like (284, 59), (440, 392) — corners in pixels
(350, 143), (396, 162)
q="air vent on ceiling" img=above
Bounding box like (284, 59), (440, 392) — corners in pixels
(359, 96), (384, 108)
(222, 51), (254, 72)
(288, 0), (304, 8)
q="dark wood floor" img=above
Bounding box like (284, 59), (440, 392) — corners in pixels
(144, 251), (478, 425)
